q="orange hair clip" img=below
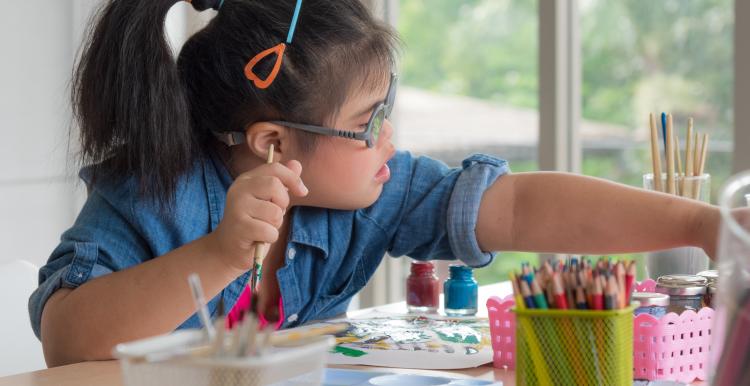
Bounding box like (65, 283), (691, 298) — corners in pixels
(244, 0), (302, 89)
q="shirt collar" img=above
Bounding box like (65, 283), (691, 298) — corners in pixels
(204, 151), (330, 259)
(204, 151), (233, 232)
(288, 206), (330, 259)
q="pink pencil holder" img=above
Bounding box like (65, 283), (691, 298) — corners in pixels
(486, 294), (516, 369)
(486, 279), (714, 383)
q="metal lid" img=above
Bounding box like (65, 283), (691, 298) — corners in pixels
(697, 270), (718, 283)
(632, 292), (670, 307)
(655, 274), (707, 295)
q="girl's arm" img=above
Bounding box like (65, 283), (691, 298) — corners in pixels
(41, 161), (308, 367)
(41, 235), (241, 366)
(475, 172), (720, 258)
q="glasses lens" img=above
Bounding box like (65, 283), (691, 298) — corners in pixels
(369, 108), (386, 147)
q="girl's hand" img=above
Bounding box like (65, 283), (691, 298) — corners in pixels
(210, 160), (308, 273)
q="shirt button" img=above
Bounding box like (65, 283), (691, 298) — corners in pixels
(287, 313), (298, 323)
(287, 248), (296, 260)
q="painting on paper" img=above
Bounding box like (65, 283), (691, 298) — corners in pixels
(314, 314), (492, 369)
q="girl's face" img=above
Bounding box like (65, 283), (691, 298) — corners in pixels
(292, 79), (396, 210)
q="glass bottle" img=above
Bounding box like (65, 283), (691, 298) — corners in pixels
(406, 261), (440, 313)
(444, 265), (478, 316)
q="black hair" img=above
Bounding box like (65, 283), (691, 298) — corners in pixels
(72, 0), (399, 205)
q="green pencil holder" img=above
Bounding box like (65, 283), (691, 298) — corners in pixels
(514, 306), (634, 386)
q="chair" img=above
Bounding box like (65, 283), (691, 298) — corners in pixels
(0, 260), (46, 376)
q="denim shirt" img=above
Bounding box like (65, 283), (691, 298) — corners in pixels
(28, 151), (509, 338)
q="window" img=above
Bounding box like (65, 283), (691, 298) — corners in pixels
(580, 0), (733, 198)
(580, 0), (733, 278)
(395, 0), (540, 285)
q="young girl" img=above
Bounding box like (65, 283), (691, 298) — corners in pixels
(30, 0), (720, 366)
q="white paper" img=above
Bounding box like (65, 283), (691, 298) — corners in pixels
(308, 312), (493, 370)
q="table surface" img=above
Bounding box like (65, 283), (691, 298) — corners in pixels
(0, 281), (705, 385)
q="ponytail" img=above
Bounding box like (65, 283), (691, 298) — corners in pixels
(72, 0), (217, 204)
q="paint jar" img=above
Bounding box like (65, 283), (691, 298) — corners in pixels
(655, 274), (707, 314)
(444, 265), (478, 316)
(406, 261), (440, 313)
(632, 292), (670, 318)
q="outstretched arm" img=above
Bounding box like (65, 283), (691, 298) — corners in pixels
(475, 172), (719, 257)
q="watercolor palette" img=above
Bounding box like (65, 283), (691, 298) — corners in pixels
(323, 369), (503, 386)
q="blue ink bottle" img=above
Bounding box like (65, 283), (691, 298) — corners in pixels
(444, 265), (478, 316)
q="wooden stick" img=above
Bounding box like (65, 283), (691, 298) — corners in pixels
(665, 114), (676, 195)
(693, 133), (709, 200)
(693, 131), (700, 176)
(672, 117), (683, 194)
(684, 118), (694, 198)
(649, 113), (663, 192)
(253, 144), (275, 263)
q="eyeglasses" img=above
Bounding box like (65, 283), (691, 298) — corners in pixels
(216, 73), (398, 148)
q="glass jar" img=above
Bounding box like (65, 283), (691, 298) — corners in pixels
(705, 282), (717, 308)
(632, 292), (670, 318)
(444, 265), (478, 316)
(406, 261), (440, 313)
(697, 270), (718, 308)
(655, 274), (707, 314)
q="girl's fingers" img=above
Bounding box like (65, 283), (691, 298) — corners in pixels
(245, 198), (284, 228)
(236, 162), (308, 197)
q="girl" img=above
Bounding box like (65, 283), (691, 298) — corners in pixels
(30, 0), (719, 366)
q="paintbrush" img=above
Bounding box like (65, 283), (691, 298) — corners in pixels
(249, 144), (275, 314)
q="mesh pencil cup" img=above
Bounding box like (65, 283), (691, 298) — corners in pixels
(643, 173), (711, 279)
(514, 306), (634, 386)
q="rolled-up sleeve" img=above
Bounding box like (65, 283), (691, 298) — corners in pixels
(447, 154), (509, 267)
(384, 152), (509, 268)
(28, 190), (149, 339)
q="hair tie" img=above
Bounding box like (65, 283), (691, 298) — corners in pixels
(244, 0), (303, 89)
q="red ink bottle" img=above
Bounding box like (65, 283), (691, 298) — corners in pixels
(406, 261), (440, 313)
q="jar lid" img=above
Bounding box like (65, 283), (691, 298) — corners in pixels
(448, 264), (474, 279)
(697, 270), (718, 283)
(410, 260), (436, 274)
(633, 292), (670, 307)
(655, 274), (707, 295)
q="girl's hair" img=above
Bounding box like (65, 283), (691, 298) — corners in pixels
(73, 0), (399, 204)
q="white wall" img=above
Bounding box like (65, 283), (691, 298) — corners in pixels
(0, 1), (100, 268)
(0, 2), (193, 269)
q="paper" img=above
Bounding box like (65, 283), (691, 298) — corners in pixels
(311, 312), (493, 369)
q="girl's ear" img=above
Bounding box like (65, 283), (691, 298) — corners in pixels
(245, 122), (290, 161)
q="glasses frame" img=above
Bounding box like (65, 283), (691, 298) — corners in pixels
(215, 73), (398, 148)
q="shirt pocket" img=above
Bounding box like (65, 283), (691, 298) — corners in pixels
(314, 258), (368, 315)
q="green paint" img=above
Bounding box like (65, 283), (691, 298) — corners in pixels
(331, 346), (368, 357)
(435, 331), (479, 344)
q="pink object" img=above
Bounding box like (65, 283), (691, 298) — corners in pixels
(632, 279), (713, 383)
(226, 285), (285, 331)
(486, 279), (714, 383)
(486, 294), (516, 369)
